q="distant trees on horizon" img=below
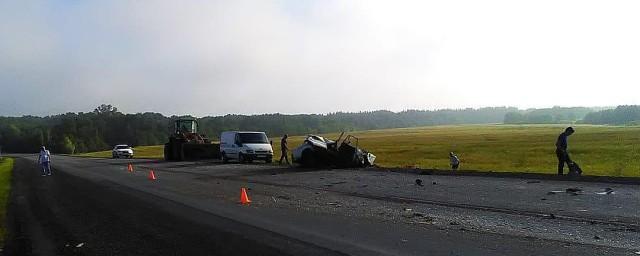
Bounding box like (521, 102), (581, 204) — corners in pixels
(0, 104), (637, 154)
(503, 107), (596, 124)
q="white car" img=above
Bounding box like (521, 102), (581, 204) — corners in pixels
(112, 144), (134, 158)
(220, 131), (273, 163)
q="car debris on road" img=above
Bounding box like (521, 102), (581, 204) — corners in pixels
(292, 132), (376, 168)
(565, 187), (582, 193)
(595, 188), (615, 195)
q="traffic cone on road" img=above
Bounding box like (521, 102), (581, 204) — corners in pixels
(239, 188), (251, 204)
(149, 170), (156, 180)
(127, 163), (134, 173)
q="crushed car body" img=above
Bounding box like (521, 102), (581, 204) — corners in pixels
(292, 132), (376, 168)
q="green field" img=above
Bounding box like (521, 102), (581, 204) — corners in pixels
(0, 157), (14, 246)
(77, 125), (640, 177)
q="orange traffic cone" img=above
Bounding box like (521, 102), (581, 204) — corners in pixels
(127, 163), (134, 173)
(239, 188), (251, 204)
(149, 170), (156, 180)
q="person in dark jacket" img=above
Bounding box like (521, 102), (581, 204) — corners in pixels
(279, 134), (289, 165)
(555, 127), (575, 175)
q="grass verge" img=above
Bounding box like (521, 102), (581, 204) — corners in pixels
(0, 157), (14, 246)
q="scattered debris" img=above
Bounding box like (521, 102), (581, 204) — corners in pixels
(404, 208), (413, 212)
(526, 180), (541, 184)
(596, 188), (615, 195)
(401, 239), (408, 243)
(565, 187), (582, 193)
(593, 235), (601, 240)
(327, 202), (341, 207)
(415, 179), (424, 186)
(271, 196), (277, 203)
(543, 213), (556, 219)
(412, 212), (425, 217)
(449, 221), (460, 225)
(547, 190), (564, 195)
(76, 243), (84, 248)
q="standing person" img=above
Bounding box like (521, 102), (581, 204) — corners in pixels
(38, 146), (52, 176)
(279, 134), (289, 165)
(555, 127), (575, 175)
(449, 152), (460, 171)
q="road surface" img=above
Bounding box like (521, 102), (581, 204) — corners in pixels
(3, 155), (639, 255)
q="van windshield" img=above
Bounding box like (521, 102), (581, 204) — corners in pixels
(238, 133), (269, 144)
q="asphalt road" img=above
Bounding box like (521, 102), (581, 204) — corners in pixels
(3, 155), (639, 256)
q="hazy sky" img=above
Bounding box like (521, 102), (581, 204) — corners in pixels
(1, 1), (639, 117)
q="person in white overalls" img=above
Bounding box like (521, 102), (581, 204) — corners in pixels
(38, 146), (52, 176)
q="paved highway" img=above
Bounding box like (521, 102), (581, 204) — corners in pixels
(4, 155), (639, 255)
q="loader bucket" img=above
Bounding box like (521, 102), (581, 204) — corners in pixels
(182, 143), (221, 160)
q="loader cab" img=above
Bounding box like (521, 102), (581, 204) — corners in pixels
(175, 119), (198, 134)
(164, 118), (220, 161)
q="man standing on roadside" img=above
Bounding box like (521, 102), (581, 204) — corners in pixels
(555, 127), (575, 175)
(279, 134), (289, 165)
(38, 146), (52, 176)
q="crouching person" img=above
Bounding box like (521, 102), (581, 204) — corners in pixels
(449, 152), (460, 171)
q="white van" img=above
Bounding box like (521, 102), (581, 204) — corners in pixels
(220, 131), (273, 163)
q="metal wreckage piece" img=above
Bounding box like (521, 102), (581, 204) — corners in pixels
(292, 132), (376, 168)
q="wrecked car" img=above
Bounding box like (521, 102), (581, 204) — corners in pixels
(292, 132), (376, 167)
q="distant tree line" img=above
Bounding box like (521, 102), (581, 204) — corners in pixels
(581, 105), (640, 125)
(1, 104), (637, 154)
(503, 107), (597, 124)
(0, 105), (168, 154)
(0, 105), (515, 154)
